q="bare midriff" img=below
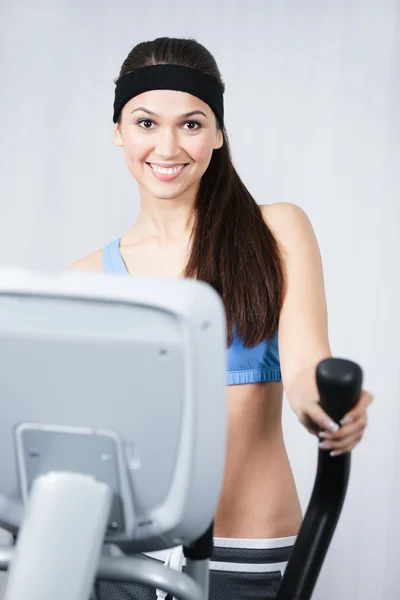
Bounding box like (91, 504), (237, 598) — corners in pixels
(214, 381), (303, 539)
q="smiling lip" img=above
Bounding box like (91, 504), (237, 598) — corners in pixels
(146, 162), (188, 181)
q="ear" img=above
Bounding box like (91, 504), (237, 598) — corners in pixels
(214, 129), (223, 150)
(113, 122), (124, 147)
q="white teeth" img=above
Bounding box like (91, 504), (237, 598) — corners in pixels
(150, 164), (185, 175)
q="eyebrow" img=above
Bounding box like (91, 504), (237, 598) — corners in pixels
(131, 107), (208, 119)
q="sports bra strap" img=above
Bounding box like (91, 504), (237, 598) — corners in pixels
(103, 239), (128, 274)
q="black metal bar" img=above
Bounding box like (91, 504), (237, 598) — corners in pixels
(276, 358), (363, 600)
(183, 520), (214, 561)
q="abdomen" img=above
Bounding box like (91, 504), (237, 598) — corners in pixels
(214, 381), (303, 538)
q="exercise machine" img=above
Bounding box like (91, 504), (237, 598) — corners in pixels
(0, 269), (362, 599)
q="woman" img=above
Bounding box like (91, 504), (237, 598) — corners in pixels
(70, 37), (373, 600)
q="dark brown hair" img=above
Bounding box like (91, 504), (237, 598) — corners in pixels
(116, 37), (284, 346)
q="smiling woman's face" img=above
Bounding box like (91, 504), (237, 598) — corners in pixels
(113, 89), (223, 200)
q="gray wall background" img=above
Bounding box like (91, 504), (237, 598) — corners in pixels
(0, 0), (399, 598)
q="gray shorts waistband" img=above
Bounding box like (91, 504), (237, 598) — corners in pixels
(211, 543), (294, 565)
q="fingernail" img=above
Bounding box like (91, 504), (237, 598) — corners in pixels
(330, 450), (343, 457)
(318, 431), (334, 439)
(324, 420), (340, 433)
(340, 417), (353, 426)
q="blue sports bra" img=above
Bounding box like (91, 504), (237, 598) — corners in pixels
(103, 239), (281, 386)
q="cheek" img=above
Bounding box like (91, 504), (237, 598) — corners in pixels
(124, 136), (150, 161)
(188, 135), (215, 162)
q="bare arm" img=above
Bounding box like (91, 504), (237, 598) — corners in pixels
(261, 202), (331, 411)
(261, 202), (372, 453)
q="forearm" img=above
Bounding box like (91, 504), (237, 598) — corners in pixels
(284, 358), (331, 416)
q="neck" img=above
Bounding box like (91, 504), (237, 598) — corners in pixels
(131, 192), (197, 243)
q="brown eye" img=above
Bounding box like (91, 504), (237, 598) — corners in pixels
(183, 121), (201, 131)
(137, 119), (155, 129)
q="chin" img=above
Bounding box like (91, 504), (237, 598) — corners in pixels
(141, 180), (199, 201)
(151, 191), (186, 201)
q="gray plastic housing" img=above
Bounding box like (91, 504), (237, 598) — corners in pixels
(0, 268), (227, 552)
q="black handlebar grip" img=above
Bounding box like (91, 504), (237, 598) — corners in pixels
(276, 358), (363, 600)
(317, 358), (363, 424)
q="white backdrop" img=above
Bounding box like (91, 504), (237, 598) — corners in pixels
(0, 0), (399, 598)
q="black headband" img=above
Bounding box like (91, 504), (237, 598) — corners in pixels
(113, 64), (224, 128)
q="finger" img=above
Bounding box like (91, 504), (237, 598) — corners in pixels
(330, 435), (364, 456)
(319, 414), (367, 441)
(299, 402), (340, 436)
(340, 390), (373, 425)
(319, 431), (363, 452)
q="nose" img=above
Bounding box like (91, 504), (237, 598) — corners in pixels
(154, 127), (181, 159)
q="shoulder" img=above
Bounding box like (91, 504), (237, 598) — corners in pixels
(68, 248), (104, 272)
(259, 202), (318, 253)
(260, 202), (312, 234)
